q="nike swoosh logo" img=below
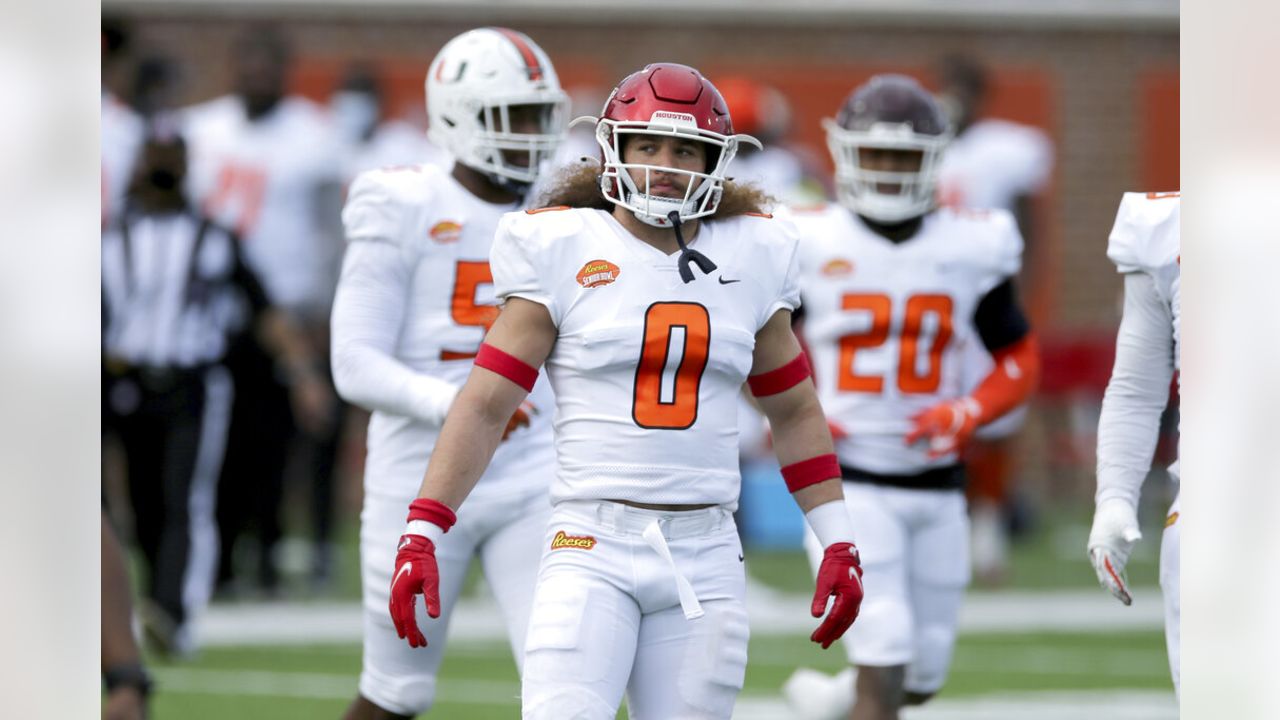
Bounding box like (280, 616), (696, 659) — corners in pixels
(738, 554), (745, 562)
(718, 277), (741, 285)
(392, 562), (413, 590)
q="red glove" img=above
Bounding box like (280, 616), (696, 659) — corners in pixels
(389, 534), (440, 648)
(388, 498), (456, 648)
(904, 397), (981, 459)
(810, 542), (864, 649)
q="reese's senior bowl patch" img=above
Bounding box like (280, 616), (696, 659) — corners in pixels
(550, 530), (597, 550)
(576, 259), (620, 288)
(429, 220), (463, 244)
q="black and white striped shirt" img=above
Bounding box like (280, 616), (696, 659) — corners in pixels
(102, 209), (267, 369)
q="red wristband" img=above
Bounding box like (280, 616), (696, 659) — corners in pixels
(407, 498), (457, 532)
(474, 343), (538, 392)
(748, 353), (811, 397)
(781, 453), (840, 493)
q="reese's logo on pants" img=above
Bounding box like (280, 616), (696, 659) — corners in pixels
(550, 530), (598, 550)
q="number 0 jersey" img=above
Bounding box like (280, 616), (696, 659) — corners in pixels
(338, 164), (556, 501)
(491, 208), (801, 508)
(789, 204), (1023, 475)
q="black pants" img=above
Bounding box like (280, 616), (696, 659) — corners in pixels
(107, 366), (231, 626)
(216, 335), (293, 589)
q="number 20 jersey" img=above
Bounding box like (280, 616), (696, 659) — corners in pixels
(341, 164), (555, 500)
(491, 208), (801, 508)
(788, 204), (1023, 475)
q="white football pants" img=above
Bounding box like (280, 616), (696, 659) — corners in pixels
(357, 487), (550, 715)
(1161, 492), (1180, 697)
(521, 500), (749, 720)
(804, 481), (969, 694)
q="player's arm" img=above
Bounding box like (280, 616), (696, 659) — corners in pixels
(905, 278), (1041, 458)
(389, 297), (556, 647)
(330, 239), (462, 426)
(229, 232), (335, 435)
(1088, 271), (1175, 605)
(750, 308), (863, 649)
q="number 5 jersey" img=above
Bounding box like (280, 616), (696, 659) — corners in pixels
(788, 204), (1023, 475)
(335, 164), (556, 501)
(491, 207), (801, 508)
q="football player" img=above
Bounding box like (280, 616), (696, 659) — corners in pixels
(181, 25), (342, 595)
(935, 54), (1055, 586)
(784, 74), (1040, 720)
(385, 63), (864, 719)
(1088, 191), (1180, 696)
(331, 28), (568, 719)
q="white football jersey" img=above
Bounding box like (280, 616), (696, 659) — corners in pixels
(340, 163), (556, 501)
(1107, 192), (1181, 378)
(101, 91), (143, 228)
(491, 208), (801, 508)
(938, 118), (1053, 213)
(182, 95), (343, 315)
(790, 204), (1022, 474)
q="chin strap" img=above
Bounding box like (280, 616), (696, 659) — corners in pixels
(667, 211), (717, 284)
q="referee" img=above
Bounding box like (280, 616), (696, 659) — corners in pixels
(102, 121), (329, 657)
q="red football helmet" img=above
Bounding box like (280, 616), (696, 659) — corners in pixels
(575, 63), (760, 227)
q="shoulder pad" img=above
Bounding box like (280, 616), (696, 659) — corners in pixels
(502, 205), (587, 244)
(938, 206), (1024, 279)
(1107, 192), (1181, 273)
(341, 166), (437, 244)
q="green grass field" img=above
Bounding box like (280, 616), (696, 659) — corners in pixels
(134, 502), (1173, 718)
(148, 629), (1171, 719)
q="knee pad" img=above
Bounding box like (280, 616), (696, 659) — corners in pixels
(358, 671), (437, 717)
(522, 689), (615, 720)
(675, 603), (749, 717)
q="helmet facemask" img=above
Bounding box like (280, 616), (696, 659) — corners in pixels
(583, 114), (758, 228)
(825, 118), (950, 223)
(466, 99), (568, 186)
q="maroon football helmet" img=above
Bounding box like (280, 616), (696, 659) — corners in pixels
(823, 74), (952, 222)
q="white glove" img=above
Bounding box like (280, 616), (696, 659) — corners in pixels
(1087, 498), (1143, 606)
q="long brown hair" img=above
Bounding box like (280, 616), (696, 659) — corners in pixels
(533, 161), (776, 219)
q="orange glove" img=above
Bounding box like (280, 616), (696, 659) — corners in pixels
(904, 397), (981, 459)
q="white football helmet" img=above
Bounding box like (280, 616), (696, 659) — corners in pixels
(824, 74), (952, 223)
(426, 27), (568, 186)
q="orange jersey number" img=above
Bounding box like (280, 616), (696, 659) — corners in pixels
(632, 302), (711, 429)
(202, 162), (268, 238)
(837, 292), (954, 395)
(440, 261), (499, 361)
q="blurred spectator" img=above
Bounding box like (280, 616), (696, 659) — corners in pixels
(935, 54), (1055, 585)
(330, 61), (448, 181)
(180, 24), (342, 596)
(716, 76), (829, 205)
(102, 511), (151, 720)
(102, 122), (327, 655)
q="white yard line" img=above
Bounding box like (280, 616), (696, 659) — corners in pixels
(195, 585), (1164, 647)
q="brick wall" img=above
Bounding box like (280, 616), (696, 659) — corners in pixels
(115, 14), (1178, 337)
